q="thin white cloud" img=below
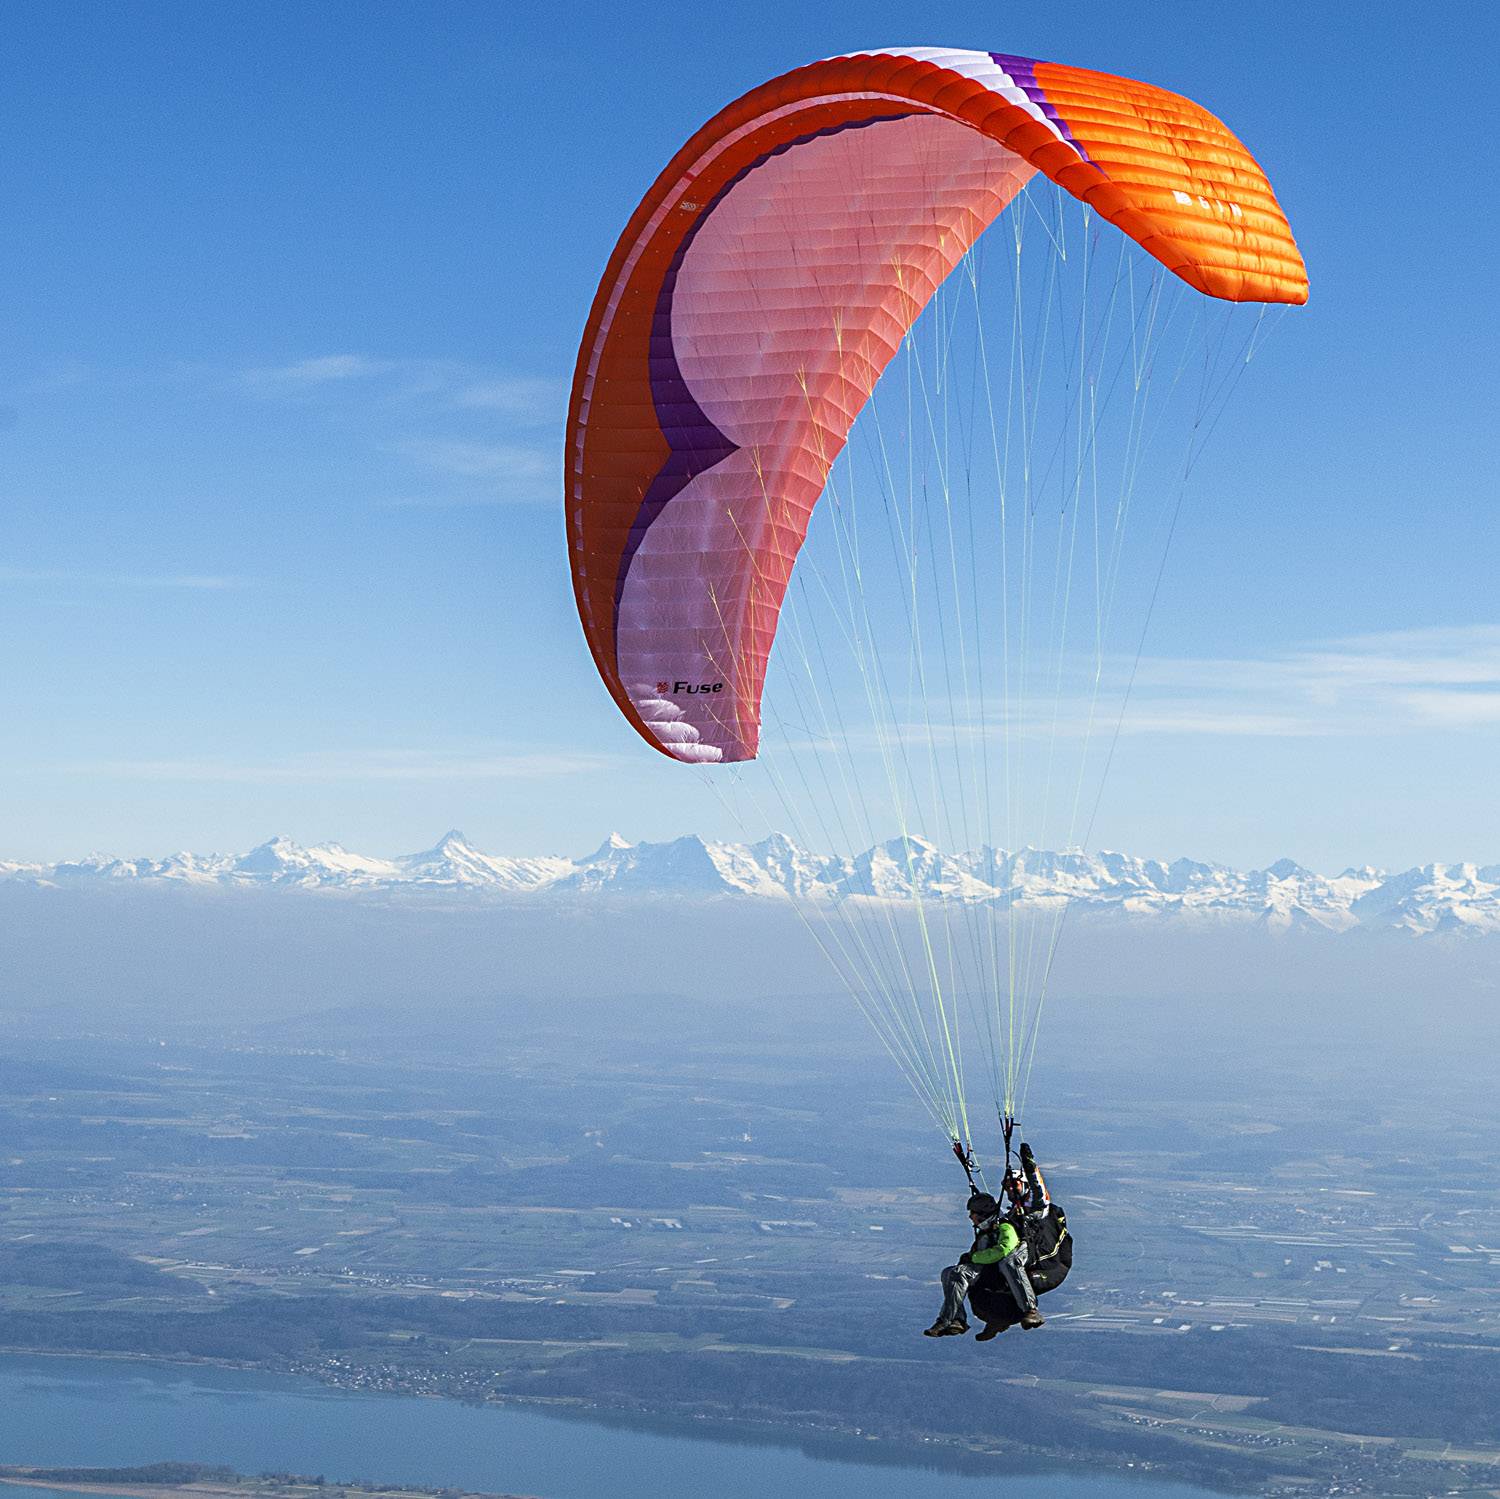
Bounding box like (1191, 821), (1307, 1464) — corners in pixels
(2, 359), (92, 399)
(64, 748), (618, 784)
(231, 357), (564, 504)
(454, 376), (565, 424)
(1393, 688), (1500, 727)
(399, 438), (544, 478)
(246, 354), (398, 388)
(242, 356), (564, 416)
(764, 623), (1500, 744)
(377, 492), (546, 510)
(0, 567), (245, 591)
(1121, 624), (1500, 736)
(392, 438), (553, 503)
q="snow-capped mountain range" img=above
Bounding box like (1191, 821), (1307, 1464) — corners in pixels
(3, 831), (1499, 937)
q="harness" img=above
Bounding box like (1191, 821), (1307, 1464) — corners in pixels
(1029, 1203), (1070, 1265)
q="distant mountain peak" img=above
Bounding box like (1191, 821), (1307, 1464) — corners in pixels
(583, 831), (634, 861)
(5, 832), (1497, 938)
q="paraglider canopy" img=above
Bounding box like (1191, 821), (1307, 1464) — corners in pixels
(566, 47), (1306, 766)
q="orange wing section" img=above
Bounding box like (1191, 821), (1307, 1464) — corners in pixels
(1027, 58), (1307, 302)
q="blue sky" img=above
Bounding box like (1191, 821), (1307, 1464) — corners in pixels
(2, 0), (1496, 870)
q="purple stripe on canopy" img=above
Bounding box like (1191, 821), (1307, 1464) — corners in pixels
(612, 111), (916, 631)
(989, 53), (1094, 166)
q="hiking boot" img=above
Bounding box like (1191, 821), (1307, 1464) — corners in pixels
(1020, 1310), (1046, 1330)
(974, 1322), (1006, 1342)
(922, 1319), (968, 1337)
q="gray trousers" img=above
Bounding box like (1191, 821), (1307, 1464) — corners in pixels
(938, 1242), (1036, 1325)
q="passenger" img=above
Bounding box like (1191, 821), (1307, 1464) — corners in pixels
(1004, 1139), (1050, 1220)
(923, 1188), (1044, 1338)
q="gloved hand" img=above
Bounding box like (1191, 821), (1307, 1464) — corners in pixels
(1019, 1141), (1035, 1164)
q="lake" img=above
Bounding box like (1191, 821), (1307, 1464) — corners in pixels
(0, 1353), (1229, 1499)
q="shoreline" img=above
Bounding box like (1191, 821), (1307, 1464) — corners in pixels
(0, 1347), (1241, 1496)
(0, 1474), (537, 1499)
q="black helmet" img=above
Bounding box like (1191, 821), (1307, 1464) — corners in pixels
(966, 1191), (998, 1217)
